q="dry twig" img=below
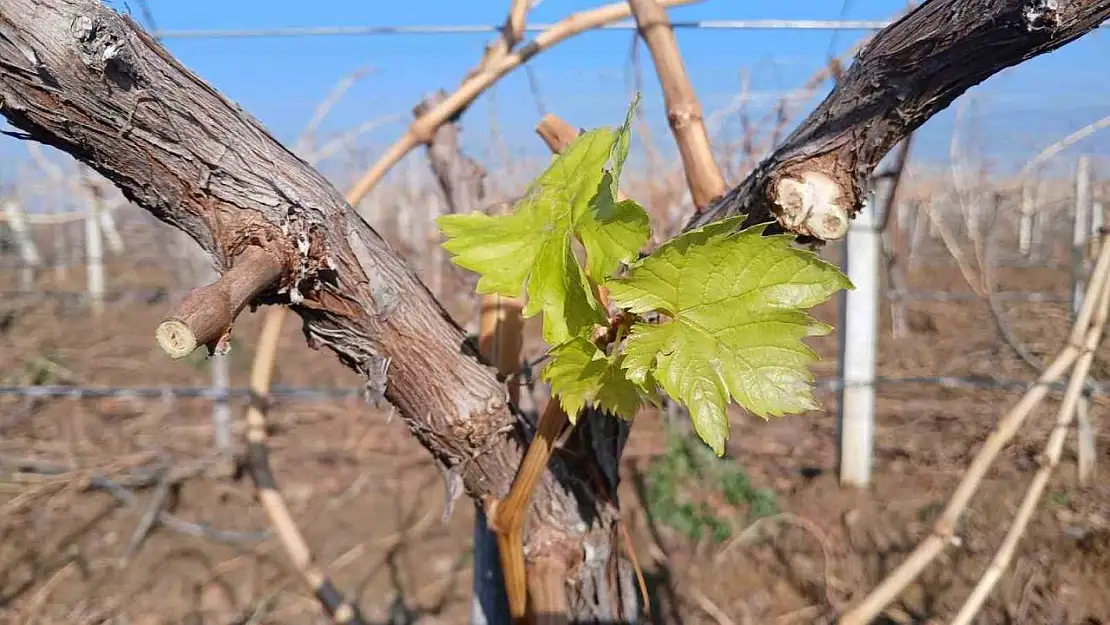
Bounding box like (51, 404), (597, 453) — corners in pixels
(240, 310), (366, 624)
(840, 234), (1110, 624)
(951, 234), (1110, 623)
(18, 561), (77, 625)
(2, 458), (271, 543)
(344, 0), (700, 203)
(689, 587), (737, 625)
(118, 472), (174, 567)
(294, 66), (377, 154)
(1017, 114), (1110, 181)
(627, 0), (725, 211)
(720, 512), (839, 610)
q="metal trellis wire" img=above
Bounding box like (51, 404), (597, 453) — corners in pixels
(2, 376), (1104, 401)
(148, 20), (1110, 41)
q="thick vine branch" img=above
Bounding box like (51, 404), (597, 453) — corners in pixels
(687, 0), (1110, 241)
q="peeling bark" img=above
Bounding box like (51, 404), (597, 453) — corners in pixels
(687, 0), (1110, 240)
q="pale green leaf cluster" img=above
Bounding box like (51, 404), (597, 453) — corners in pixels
(437, 94), (649, 346)
(606, 216), (853, 455)
(540, 337), (649, 420)
(438, 94), (851, 456)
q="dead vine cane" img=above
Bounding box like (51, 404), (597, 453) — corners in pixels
(840, 233), (1110, 625)
(951, 232), (1110, 624)
(626, 0), (725, 212)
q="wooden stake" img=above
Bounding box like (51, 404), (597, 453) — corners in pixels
(1072, 156), (1097, 485)
(1, 202), (41, 290)
(85, 196), (104, 317)
(1018, 178), (1036, 258)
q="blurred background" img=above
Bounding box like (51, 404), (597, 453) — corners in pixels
(2, 2), (1110, 623)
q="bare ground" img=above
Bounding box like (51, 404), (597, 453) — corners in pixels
(3, 243), (1110, 625)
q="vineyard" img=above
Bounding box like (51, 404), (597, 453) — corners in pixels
(3, 1), (1110, 624)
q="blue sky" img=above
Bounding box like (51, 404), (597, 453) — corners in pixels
(11, 1), (1110, 183)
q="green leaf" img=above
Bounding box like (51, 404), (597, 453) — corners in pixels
(606, 215), (852, 456)
(541, 336), (649, 421)
(437, 95), (649, 345)
(576, 195), (651, 281)
(519, 233), (606, 347)
(575, 94), (649, 280)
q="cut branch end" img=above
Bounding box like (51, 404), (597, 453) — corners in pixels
(155, 319), (202, 359)
(155, 246), (285, 359)
(535, 114), (580, 153)
(774, 171), (850, 240)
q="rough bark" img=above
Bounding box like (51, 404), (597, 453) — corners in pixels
(410, 91), (513, 624)
(0, 1), (631, 621)
(686, 0), (1110, 240)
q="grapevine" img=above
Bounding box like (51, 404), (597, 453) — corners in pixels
(438, 94), (852, 455)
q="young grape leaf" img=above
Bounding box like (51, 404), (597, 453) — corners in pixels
(541, 336), (650, 421)
(437, 96), (649, 345)
(605, 215), (852, 456)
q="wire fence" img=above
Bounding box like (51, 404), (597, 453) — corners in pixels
(147, 19), (1110, 40)
(3, 376), (1106, 401)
